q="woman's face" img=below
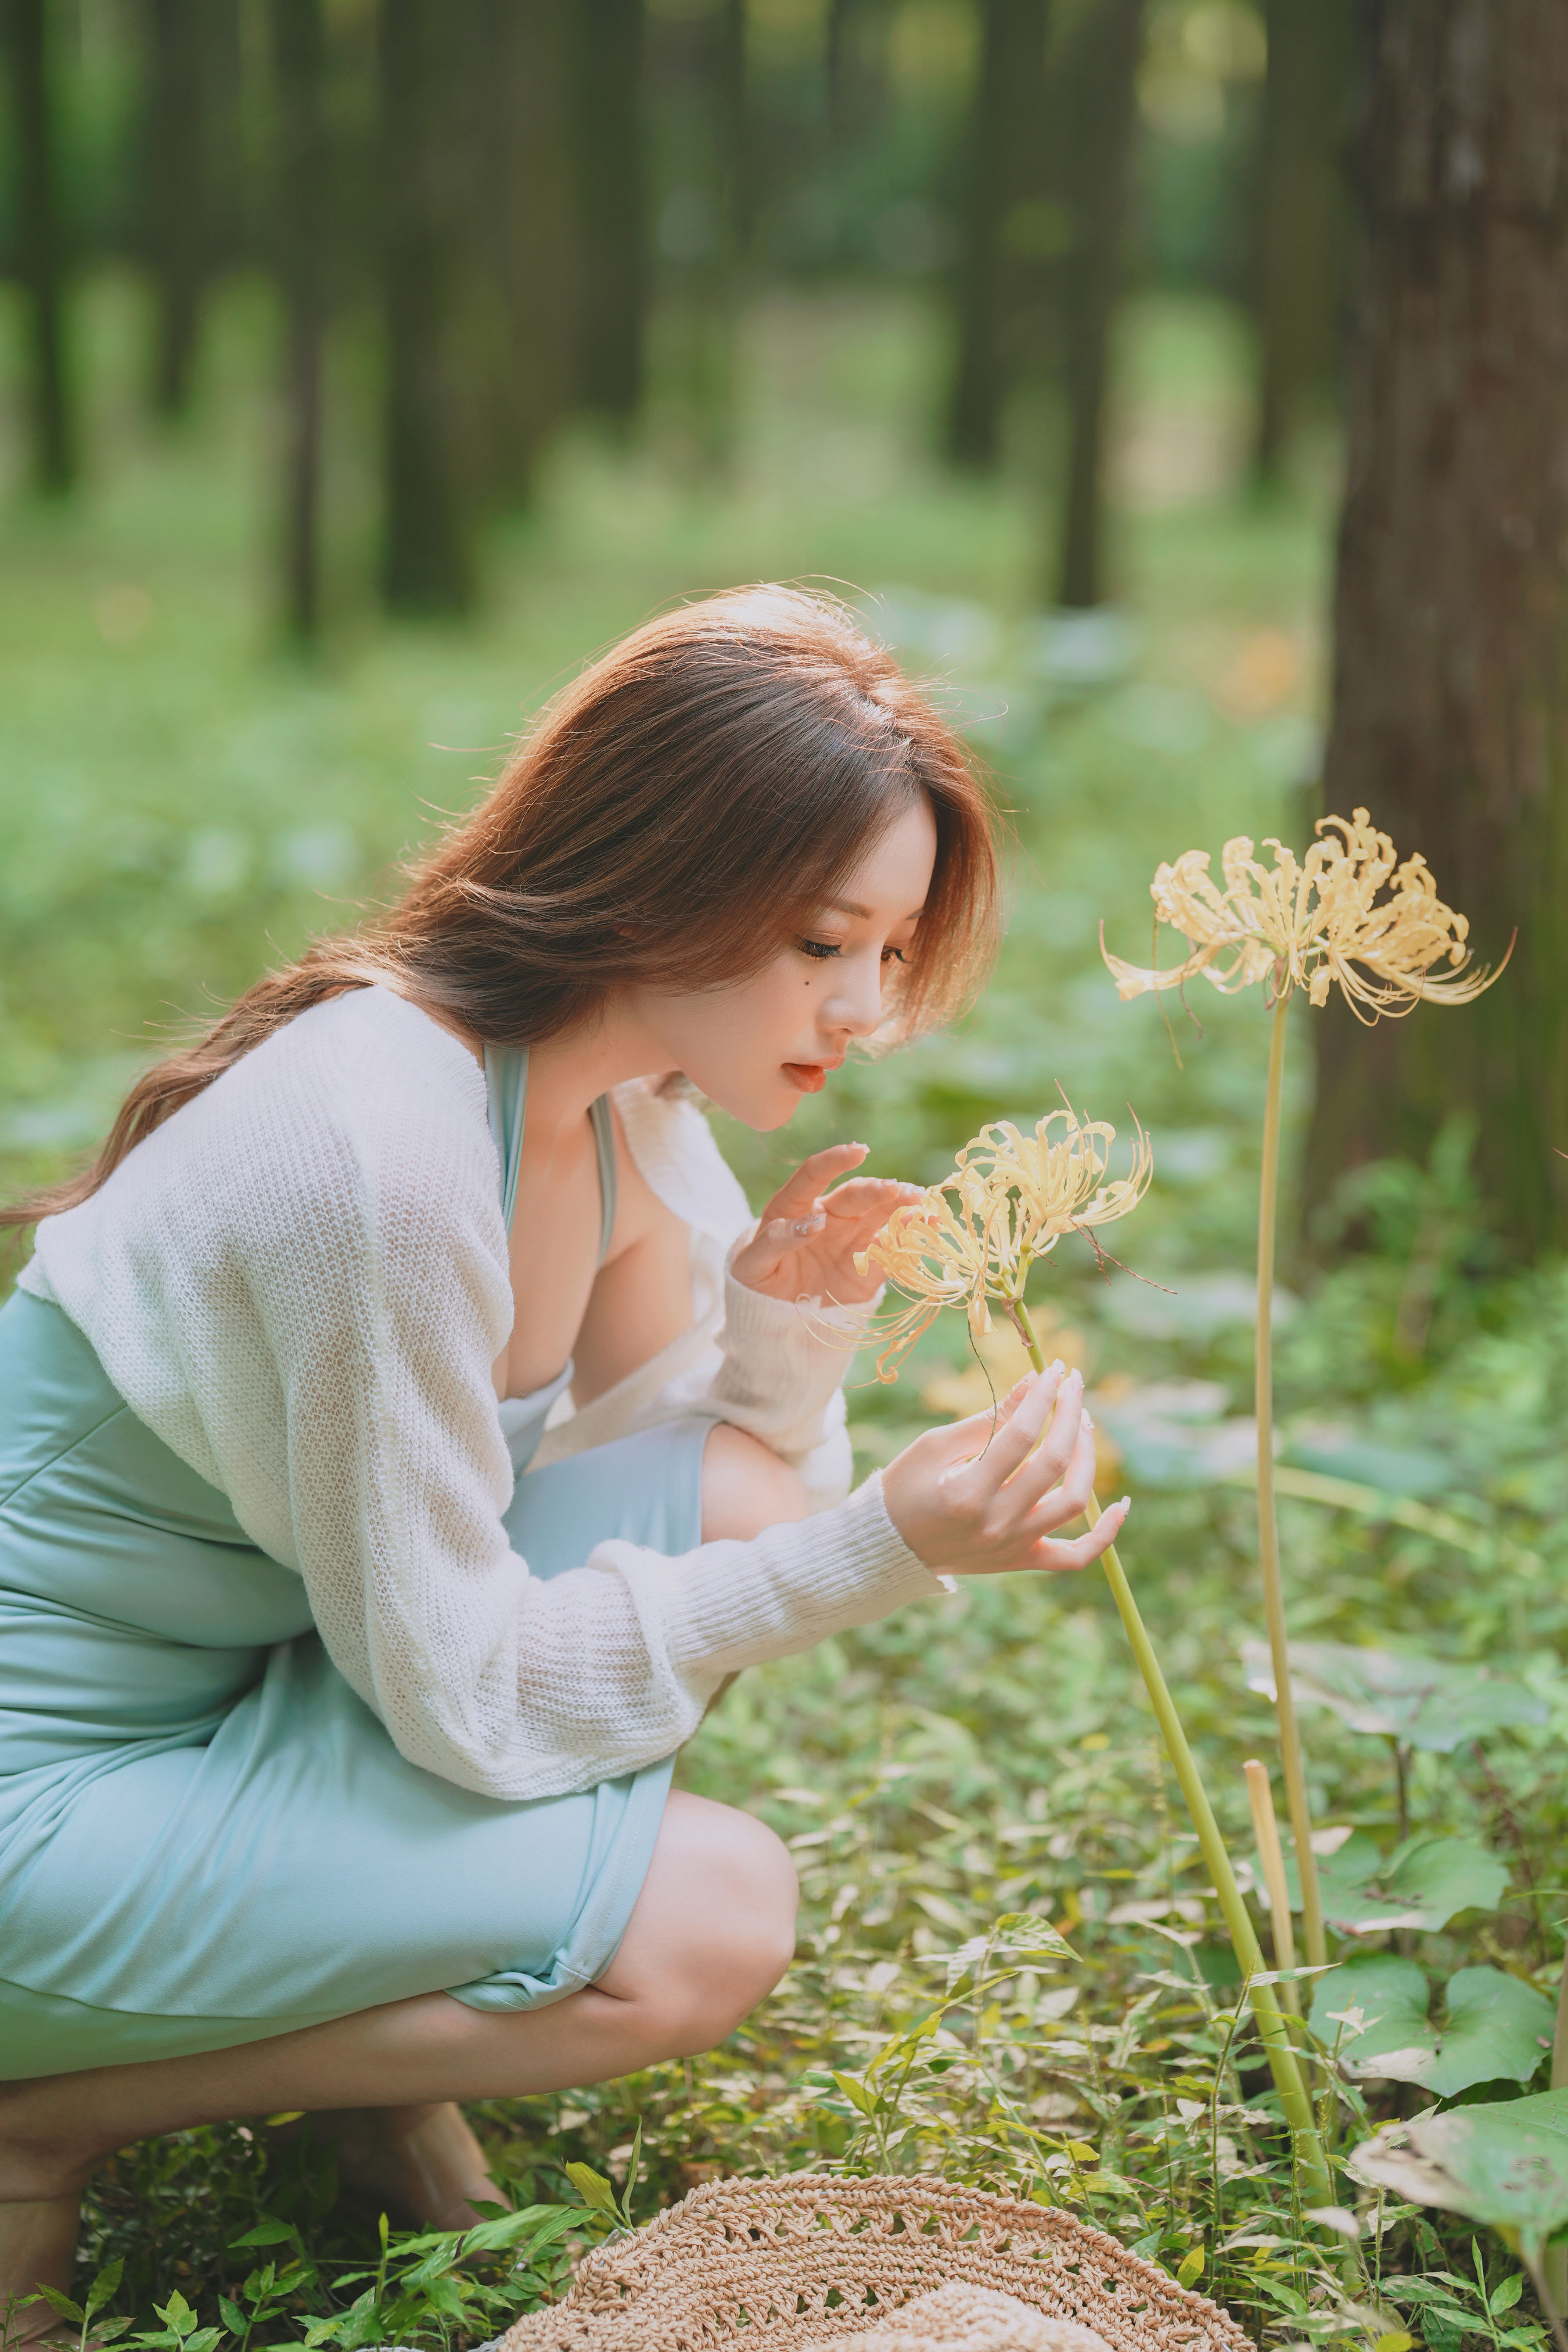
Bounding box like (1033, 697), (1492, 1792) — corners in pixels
(634, 794), (939, 1131)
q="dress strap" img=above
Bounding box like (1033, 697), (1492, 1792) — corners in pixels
(484, 1045), (614, 1265)
(589, 1096), (617, 1267)
(483, 1045), (528, 1239)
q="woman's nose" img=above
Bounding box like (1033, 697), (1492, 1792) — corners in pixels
(825, 952), (883, 1037)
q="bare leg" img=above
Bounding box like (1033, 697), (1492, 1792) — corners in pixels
(0, 1792), (796, 2334)
(266, 2101), (506, 2231)
(283, 1427), (807, 2222)
(700, 1424), (811, 1541)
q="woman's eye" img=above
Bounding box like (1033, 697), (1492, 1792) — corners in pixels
(797, 938), (841, 961)
(882, 946), (909, 966)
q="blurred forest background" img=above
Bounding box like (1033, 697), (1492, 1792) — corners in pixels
(8, 0), (1568, 2326)
(1, 0), (1563, 1260)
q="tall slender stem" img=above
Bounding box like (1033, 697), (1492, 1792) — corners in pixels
(1545, 1956), (1568, 2311)
(1244, 1758), (1300, 2018)
(1006, 1299), (1331, 2207)
(1257, 990), (1325, 1970)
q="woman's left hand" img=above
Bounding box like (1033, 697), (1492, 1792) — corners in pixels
(731, 1143), (922, 1308)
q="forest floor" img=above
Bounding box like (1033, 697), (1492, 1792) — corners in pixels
(2, 278), (1565, 2351)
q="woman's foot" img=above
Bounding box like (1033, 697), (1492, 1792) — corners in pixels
(300, 2105), (507, 2233)
(0, 2195), (82, 2348)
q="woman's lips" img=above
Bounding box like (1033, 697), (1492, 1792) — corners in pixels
(783, 1060), (839, 1092)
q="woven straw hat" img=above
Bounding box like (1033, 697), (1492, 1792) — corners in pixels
(835, 2279), (1116, 2348)
(497, 2175), (1251, 2352)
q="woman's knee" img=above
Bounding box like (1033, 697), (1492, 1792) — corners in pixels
(601, 1793), (798, 2046)
(701, 1425), (812, 1542)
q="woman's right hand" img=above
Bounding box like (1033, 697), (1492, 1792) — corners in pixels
(880, 1363), (1131, 1578)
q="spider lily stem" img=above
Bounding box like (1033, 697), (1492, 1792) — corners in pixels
(1257, 989), (1326, 1971)
(1547, 1965), (1568, 2310)
(1004, 1296), (1331, 2209)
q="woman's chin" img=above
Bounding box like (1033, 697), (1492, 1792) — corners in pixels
(683, 1077), (792, 1132)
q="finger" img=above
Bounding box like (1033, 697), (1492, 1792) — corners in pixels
(1029, 1495), (1131, 1575)
(759, 1145), (869, 1222)
(1019, 1408), (1098, 1534)
(823, 1184), (925, 1251)
(819, 1177), (919, 1217)
(915, 1372), (1031, 1466)
(731, 1202), (832, 1286)
(997, 1368), (1091, 1511)
(948, 1362), (1067, 1488)
(750, 1205), (828, 1261)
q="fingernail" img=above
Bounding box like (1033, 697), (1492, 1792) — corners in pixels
(1047, 1357), (1065, 1378)
(1119, 1495), (1132, 1513)
(1082, 1411), (1094, 1432)
(793, 1213), (825, 1236)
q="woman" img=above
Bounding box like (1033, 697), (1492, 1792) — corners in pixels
(0, 588), (1128, 2324)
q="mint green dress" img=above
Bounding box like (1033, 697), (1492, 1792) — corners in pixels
(0, 1049), (706, 2081)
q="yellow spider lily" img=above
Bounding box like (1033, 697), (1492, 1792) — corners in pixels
(854, 1103), (1152, 1380)
(1101, 807), (1506, 1022)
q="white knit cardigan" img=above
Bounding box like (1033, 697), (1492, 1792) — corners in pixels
(19, 987), (938, 1800)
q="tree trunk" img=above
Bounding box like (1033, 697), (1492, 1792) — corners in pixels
(826, 0), (889, 148)
(1303, 0), (1568, 1258)
(464, 0), (578, 509)
(1053, 0), (1145, 608)
(145, 0), (207, 415)
(571, 0), (648, 424)
(4, 0), (76, 491)
(946, 0), (1049, 472)
(268, 0), (327, 645)
(1252, 0), (1351, 481)
(378, 0), (470, 614)
(652, 0), (746, 473)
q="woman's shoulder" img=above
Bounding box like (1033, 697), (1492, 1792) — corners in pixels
(187, 985), (485, 1154)
(38, 986), (498, 1274)
(268, 983), (483, 1095)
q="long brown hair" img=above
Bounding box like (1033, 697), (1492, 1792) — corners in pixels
(4, 586), (999, 1231)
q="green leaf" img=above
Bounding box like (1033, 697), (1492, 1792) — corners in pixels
(1243, 1641), (1547, 1753)
(1491, 2273), (1526, 2314)
(1384, 1838), (1514, 1931)
(324, 2288), (386, 2352)
(84, 2260), (125, 2322)
(216, 2300), (246, 2336)
(1312, 1952), (1430, 2069)
(1312, 1958), (1554, 2096)
(152, 2294), (194, 2336)
(830, 2070), (881, 2117)
(1352, 2085), (1568, 2263)
(1280, 1831), (1509, 1936)
(452, 2203), (577, 2263)
(562, 2162), (620, 2217)
(228, 2218), (297, 2250)
(26, 2286), (85, 2326)
(419, 2274), (471, 2319)
(1175, 2246), (1205, 2286)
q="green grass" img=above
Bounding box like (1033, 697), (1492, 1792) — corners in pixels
(3, 274), (1566, 2350)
